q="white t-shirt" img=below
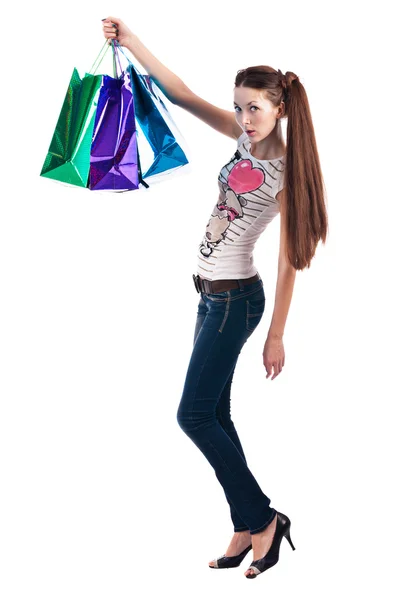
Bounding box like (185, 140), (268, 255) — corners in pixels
(196, 131), (285, 281)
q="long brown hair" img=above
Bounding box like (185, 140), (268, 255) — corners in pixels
(235, 66), (328, 270)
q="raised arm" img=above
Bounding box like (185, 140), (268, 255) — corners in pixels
(102, 17), (242, 140)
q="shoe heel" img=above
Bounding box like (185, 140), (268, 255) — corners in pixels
(284, 526), (296, 551)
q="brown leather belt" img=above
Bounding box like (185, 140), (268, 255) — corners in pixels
(192, 272), (260, 294)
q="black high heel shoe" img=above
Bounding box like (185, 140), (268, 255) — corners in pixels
(209, 543), (252, 569)
(245, 511), (295, 579)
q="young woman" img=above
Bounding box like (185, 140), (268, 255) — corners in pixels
(102, 16), (328, 579)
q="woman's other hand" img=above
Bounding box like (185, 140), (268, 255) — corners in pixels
(102, 16), (134, 47)
(263, 335), (285, 380)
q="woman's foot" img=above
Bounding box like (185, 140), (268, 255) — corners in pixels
(208, 530), (251, 567)
(244, 513), (277, 577)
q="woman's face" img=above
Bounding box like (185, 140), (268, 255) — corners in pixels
(233, 86), (283, 140)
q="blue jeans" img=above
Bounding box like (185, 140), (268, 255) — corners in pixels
(176, 276), (277, 535)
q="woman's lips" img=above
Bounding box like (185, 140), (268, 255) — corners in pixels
(246, 130), (256, 136)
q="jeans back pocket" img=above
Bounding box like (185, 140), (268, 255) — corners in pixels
(246, 296), (265, 332)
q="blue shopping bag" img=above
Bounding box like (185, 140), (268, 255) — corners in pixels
(115, 41), (190, 180)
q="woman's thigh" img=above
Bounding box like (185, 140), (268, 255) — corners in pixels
(193, 279), (266, 347)
(182, 281), (266, 412)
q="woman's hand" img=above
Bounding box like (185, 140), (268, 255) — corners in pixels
(102, 16), (134, 48)
(263, 334), (285, 380)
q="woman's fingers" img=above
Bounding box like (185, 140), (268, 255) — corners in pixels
(103, 24), (118, 33)
(102, 16), (121, 30)
(272, 365), (280, 380)
(102, 22), (119, 45)
(265, 359), (283, 380)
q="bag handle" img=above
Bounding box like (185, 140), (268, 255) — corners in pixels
(113, 41), (157, 95)
(111, 39), (124, 78)
(113, 40), (140, 74)
(88, 39), (124, 78)
(88, 40), (110, 75)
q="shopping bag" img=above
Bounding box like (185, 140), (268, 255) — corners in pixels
(88, 43), (139, 191)
(40, 41), (143, 192)
(40, 43), (110, 188)
(40, 40), (189, 192)
(40, 70), (102, 188)
(115, 41), (189, 180)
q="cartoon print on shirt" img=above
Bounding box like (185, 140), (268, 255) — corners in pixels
(199, 154), (270, 258)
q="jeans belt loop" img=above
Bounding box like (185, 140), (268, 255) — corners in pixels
(237, 278), (245, 291)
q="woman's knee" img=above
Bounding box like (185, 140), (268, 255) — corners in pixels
(176, 399), (194, 432)
(176, 397), (216, 432)
(176, 405), (187, 430)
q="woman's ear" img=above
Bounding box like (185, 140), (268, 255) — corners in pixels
(277, 101), (285, 119)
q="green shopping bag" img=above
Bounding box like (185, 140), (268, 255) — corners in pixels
(40, 41), (110, 187)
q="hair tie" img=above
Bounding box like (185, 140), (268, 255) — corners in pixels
(277, 69), (287, 89)
(278, 69), (300, 89)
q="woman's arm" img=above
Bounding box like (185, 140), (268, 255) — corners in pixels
(102, 17), (240, 140)
(268, 271), (296, 340)
(124, 34), (189, 106)
(103, 17), (188, 104)
(263, 190), (297, 380)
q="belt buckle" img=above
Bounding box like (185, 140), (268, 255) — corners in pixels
(192, 274), (201, 293)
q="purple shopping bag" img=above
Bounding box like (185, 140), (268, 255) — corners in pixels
(89, 43), (140, 191)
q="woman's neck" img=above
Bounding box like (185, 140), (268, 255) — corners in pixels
(250, 122), (286, 160)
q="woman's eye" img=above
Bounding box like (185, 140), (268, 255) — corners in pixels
(234, 106), (258, 112)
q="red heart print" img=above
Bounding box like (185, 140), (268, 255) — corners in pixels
(228, 160), (265, 194)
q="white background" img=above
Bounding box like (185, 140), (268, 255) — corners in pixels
(1, 1), (397, 598)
